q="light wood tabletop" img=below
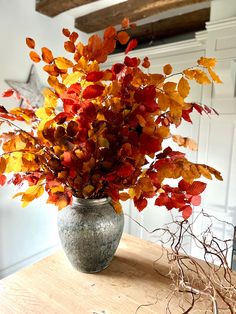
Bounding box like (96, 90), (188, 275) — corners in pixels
(0, 233), (222, 314)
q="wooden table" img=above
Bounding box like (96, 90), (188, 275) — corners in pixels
(0, 234), (217, 313)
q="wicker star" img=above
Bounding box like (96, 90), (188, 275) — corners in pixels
(5, 65), (45, 108)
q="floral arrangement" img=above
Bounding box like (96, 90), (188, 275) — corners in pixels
(0, 18), (222, 219)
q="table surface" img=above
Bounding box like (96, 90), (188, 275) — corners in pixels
(0, 233), (228, 314)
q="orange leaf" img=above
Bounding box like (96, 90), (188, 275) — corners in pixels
(117, 31), (130, 45)
(54, 57), (73, 70)
(197, 57), (216, 68)
(208, 67), (222, 83)
(26, 37), (35, 49)
(42, 47), (54, 64)
(64, 41), (75, 53)
(119, 192), (130, 201)
(172, 135), (198, 151)
(62, 28), (70, 37)
(142, 57), (150, 68)
(121, 17), (129, 29)
(104, 26), (117, 39)
(112, 201), (123, 214)
(69, 32), (78, 43)
(29, 51), (41, 63)
(178, 77), (190, 98)
(163, 64), (173, 75)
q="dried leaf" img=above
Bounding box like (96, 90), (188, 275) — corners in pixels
(163, 64), (173, 75)
(117, 31), (130, 45)
(54, 57), (74, 70)
(125, 39), (138, 54)
(29, 51), (41, 63)
(42, 47), (54, 64)
(26, 37), (35, 49)
(178, 77), (190, 98)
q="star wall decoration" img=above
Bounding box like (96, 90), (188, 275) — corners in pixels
(5, 65), (45, 108)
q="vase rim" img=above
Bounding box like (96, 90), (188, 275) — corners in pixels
(74, 197), (111, 205)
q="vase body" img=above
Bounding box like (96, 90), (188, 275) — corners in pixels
(57, 197), (124, 273)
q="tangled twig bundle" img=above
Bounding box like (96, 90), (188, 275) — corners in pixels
(128, 210), (236, 313)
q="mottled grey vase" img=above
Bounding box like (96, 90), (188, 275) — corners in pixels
(57, 197), (124, 273)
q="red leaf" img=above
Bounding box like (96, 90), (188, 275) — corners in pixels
(125, 39), (138, 54)
(134, 196), (147, 212)
(0, 175), (7, 186)
(134, 85), (156, 103)
(86, 71), (104, 82)
(1, 89), (14, 97)
(190, 195), (201, 206)
(181, 205), (192, 220)
(140, 133), (161, 154)
(155, 194), (169, 206)
(62, 151), (72, 167)
(124, 56), (140, 67)
(117, 163), (135, 177)
(178, 179), (191, 191)
(112, 63), (125, 74)
(186, 181), (207, 196)
(82, 85), (104, 99)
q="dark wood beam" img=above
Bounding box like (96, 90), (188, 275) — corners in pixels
(127, 7), (210, 45)
(75, 0), (209, 33)
(36, 0), (97, 17)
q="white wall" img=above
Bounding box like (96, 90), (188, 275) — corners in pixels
(0, 0), (88, 278)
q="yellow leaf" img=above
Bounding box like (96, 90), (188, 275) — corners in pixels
(158, 93), (170, 111)
(82, 184), (94, 197)
(194, 69), (211, 84)
(98, 136), (110, 148)
(197, 165), (212, 180)
(51, 185), (65, 193)
(0, 157), (6, 174)
(163, 82), (177, 93)
(208, 67), (222, 83)
(43, 88), (58, 109)
(63, 71), (83, 86)
(169, 101), (182, 118)
(197, 57), (216, 68)
(6, 153), (23, 172)
(14, 184), (44, 207)
(178, 77), (190, 98)
(163, 64), (173, 75)
(54, 57), (74, 70)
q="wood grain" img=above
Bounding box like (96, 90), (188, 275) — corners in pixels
(0, 234), (223, 313)
(126, 8), (210, 45)
(75, 0), (209, 33)
(36, 0), (97, 17)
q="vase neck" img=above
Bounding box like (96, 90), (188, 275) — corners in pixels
(74, 197), (111, 206)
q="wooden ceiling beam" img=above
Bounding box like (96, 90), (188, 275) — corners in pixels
(36, 0), (97, 17)
(75, 0), (209, 33)
(126, 7), (210, 45)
